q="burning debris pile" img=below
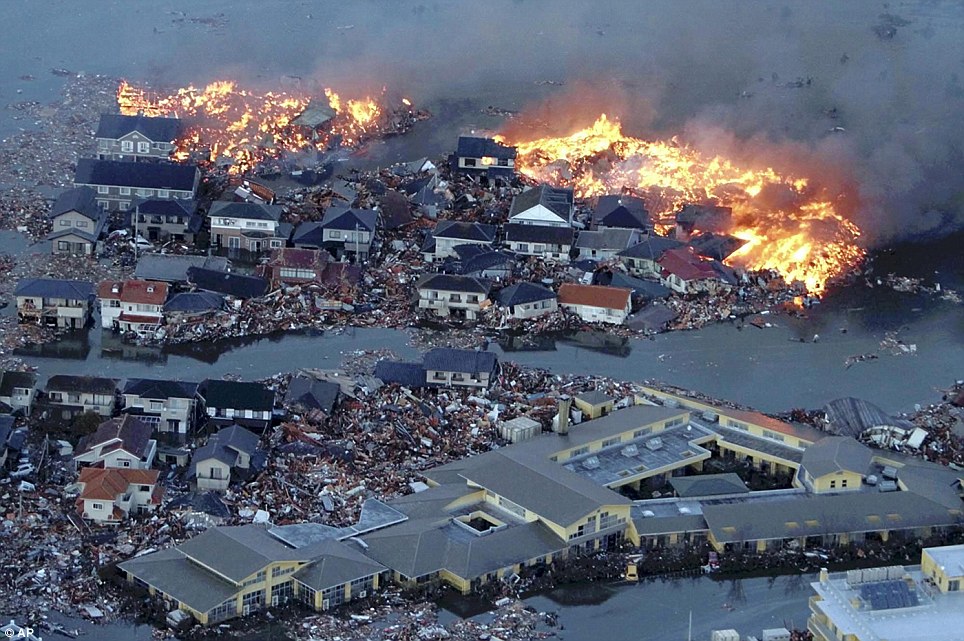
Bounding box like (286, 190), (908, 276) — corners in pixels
(116, 80), (429, 173)
(499, 115), (865, 294)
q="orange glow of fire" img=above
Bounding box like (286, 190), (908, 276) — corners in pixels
(117, 80), (391, 173)
(498, 115), (864, 293)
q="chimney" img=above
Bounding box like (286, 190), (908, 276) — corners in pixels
(556, 396), (572, 435)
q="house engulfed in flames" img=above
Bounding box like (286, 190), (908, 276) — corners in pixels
(116, 80), (427, 174)
(498, 115), (864, 294)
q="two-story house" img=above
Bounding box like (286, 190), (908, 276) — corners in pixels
(575, 228), (642, 262)
(74, 158), (199, 212)
(99, 279), (169, 336)
(121, 378), (200, 439)
(188, 424), (262, 491)
(208, 201), (287, 256)
(14, 278), (95, 329)
(415, 274), (492, 321)
(94, 113), (182, 162)
(496, 282), (558, 320)
(74, 467), (162, 524)
(616, 235), (685, 279)
(47, 186), (109, 255)
(317, 207), (378, 262)
(558, 283), (632, 325)
(592, 195), (653, 232)
(451, 135), (517, 178)
(426, 221), (497, 261)
(508, 185), (574, 227)
(503, 224), (574, 263)
(74, 414), (157, 469)
(200, 380), (275, 432)
(132, 198), (202, 244)
(423, 348), (499, 389)
(0, 371), (38, 416)
(256, 247), (330, 289)
(45, 375), (117, 419)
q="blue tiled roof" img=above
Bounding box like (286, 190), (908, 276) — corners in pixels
(456, 136), (517, 159)
(373, 361), (427, 388)
(187, 268), (269, 299)
(75, 158), (198, 191)
(497, 282), (556, 306)
(14, 278), (94, 300)
(51, 186), (100, 221)
(423, 348), (498, 376)
(320, 207), (377, 232)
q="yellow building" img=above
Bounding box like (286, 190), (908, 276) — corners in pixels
(119, 524), (386, 624)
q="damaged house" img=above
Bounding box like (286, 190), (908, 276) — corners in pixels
(503, 224), (574, 263)
(423, 348), (499, 390)
(592, 195), (653, 232)
(74, 414), (157, 470)
(317, 207), (378, 262)
(44, 375), (117, 419)
(0, 371), (38, 416)
(200, 379), (275, 432)
(496, 282), (558, 320)
(425, 221), (497, 262)
(188, 424), (263, 491)
(121, 378), (201, 439)
(451, 135), (517, 178)
(558, 283), (633, 325)
(508, 185), (574, 227)
(14, 278), (95, 329)
(74, 467), (162, 525)
(283, 377), (340, 423)
(95, 113), (182, 162)
(575, 228), (643, 262)
(415, 274), (492, 321)
(47, 186), (109, 256)
(132, 198), (202, 244)
(208, 201), (288, 258)
(98, 279), (169, 336)
(257, 247), (330, 289)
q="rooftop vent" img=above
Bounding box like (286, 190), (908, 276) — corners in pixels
(646, 437), (664, 451)
(582, 456), (600, 470)
(111, 284), (120, 294)
(701, 411), (719, 422)
(621, 444), (639, 458)
(640, 510), (655, 518)
(678, 506), (692, 514)
(146, 286), (155, 293)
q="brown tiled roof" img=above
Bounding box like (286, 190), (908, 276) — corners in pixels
(657, 247), (717, 282)
(97, 280), (169, 305)
(558, 283), (631, 311)
(266, 247), (330, 269)
(77, 467), (159, 501)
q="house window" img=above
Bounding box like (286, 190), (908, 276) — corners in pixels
(463, 158), (477, 167)
(330, 231), (341, 238)
(158, 189), (169, 198)
(76, 220), (88, 228)
(137, 189), (153, 197)
(570, 446), (589, 458)
(211, 467), (223, 479)
(516, 243), (529, 253)
(119, 187), (131, 195)
(57, 241), (69, 251)
(841, 479), (848, 488)
(118, 459), (131, 468)
(97, 140), (109, 150)
(92, 502), (104, 510)
(137, 142), (150, 154)
(138, 484), (150, 492)
(97, 186), (109, 194)
(633, 427), (652, 438)
(602, 437), (621, 447)
(121, 141), (134, 152)
(830, 480), (837, 489)
(59, 220), (71, 226)
(270, 240), (282, 248)
(149, 400), (163, 411)
(228, 237), (241, 249)
(119, 201), (130, 211)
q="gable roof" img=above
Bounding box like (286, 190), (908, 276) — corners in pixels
(201, 380), (274, 412)
(75, 158), (198, 191)
(291, 221), (325, 247)
(122, 378), (198, 400)
(293, 539), (386, 590)
(504, 223), (575, 244)
(415, 273), (492, 294)
(600, 272), (671, 300)
(51, 186), (101, 221)
(320, 207), (378, 232)
(433, 221), (497, 243)
(187, 267), (269, 299)
(423, 348), (498, 375)
(134, 197), (198, 217)
(98, 280), (169, 305)
(509, 185), (573, 221)
(284, 377), (340, 414)
(188, 424), (261, 478)
(46, 375), (116, 395)
(14, 278), (95, 300)
(670, 473), (749, 498)
(617, 235), (685, 260)
(163, 291), (225, 313)
(497, 282), (557, 306)
(78, 467), (160, 501)
(175, 525), (313, 583)
(456, 136), (517, 160)
(558, 283), (631, 311)
(95, 113), (182, 142)
(208, 201), (283, 222)
(76, 414), (153, 458)
(134, 254), (230, 283)
(461, 250), (514, 275)
(688, 232), (747, 261)
(594, 195), (651, 230)
(263, 247), (329, 270)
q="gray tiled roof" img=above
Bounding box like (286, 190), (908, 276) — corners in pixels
(374, 361), (427, 388)
(119, 547), (239, 613)
(95, 114), (182, 142)
(617, 235), (684, 260)
(433, 221), (497, 242)
(208, 201), (282, 222)
(423, 348), (497, 375)
(75, 158), (198, 191)
(51, 186), (100, 221)
(456, 136), (517, 160)
(123, 378), (198, 400)
(504, 223), (574, 244)
(200, 380), (274, 412)
(292, 540), (386, 590)
(415, 273), (492, 294)
(320, 207), (377, 232)
(509, 185), (573, 221)
(497, 282), (556, 306)
(799, 436), (874, 479)
(134, 254), (230, 283)
(670, 473), (749, 498)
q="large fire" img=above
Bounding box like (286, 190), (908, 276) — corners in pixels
(499, 115), (864, 293)
(116, 80), (418, 174)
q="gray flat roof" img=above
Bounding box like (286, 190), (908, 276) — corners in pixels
(924, 544), (964, 576)
(705, 423), (805, 463)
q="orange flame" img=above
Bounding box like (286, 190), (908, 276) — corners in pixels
(499, 115), (864, 293)
(117, 80), (396, 173)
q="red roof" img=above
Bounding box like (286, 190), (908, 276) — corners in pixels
(118, 313), (163, 324)
(558, 283), (631, 310)
(267, 247), (329, 269)
(658, 247), (717, 282)
(77, 467), (159, 501)
(98, 280), (169, 305)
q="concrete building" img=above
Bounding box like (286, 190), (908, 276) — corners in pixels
(14, 279), (95, 329)
(558, 283), (632, 325)
(809, 546), (964, 641)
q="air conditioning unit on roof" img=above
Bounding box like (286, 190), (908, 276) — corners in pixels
(621, 444), (639, 458)
(646, 438), (663, 451)
(582, 456), (600, 470)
